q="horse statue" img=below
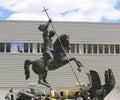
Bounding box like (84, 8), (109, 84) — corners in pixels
(24, 34), (83, 90)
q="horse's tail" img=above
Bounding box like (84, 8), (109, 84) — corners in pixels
(24, 60), (33, 80)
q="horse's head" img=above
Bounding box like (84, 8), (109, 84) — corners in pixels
(53, 34), (70, 54)
(58, 34), (70, 51)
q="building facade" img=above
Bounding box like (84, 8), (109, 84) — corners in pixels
(0, 20), (120, 99)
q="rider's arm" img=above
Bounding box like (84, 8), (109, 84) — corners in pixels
(42, 19), (52, 37)
(38, 19), (52, 32)
(44, 19), (52, 30)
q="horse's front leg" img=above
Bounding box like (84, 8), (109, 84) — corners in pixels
(38, 79), (55, 90)
(38, 73), (55, 90)
(69, 57), (84, 72)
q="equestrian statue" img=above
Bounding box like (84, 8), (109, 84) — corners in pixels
(24, 18), (83, 90)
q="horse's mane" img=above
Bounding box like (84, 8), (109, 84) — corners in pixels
(53, 34), (65, 50)
(54, 34), (67, 49)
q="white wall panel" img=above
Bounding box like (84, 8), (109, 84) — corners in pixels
(0, 21), (120, 90)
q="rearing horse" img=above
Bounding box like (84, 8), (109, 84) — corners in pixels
(24, 34), (83, 90)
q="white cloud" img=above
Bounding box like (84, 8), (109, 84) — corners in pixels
(0, 0), (120, 22)
(7, 13), (47, 20)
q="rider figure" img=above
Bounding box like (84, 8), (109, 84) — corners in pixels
(38, 19), (56, 71)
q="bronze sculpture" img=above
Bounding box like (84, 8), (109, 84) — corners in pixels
(24, 32), (83, 90)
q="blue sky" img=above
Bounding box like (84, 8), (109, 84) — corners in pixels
(114, 1), (120, 10)
(0, 0), (120, 22)
(0, 7), (14, 20)
(61, 8), (79, 16)
(101, 18), (120, 23)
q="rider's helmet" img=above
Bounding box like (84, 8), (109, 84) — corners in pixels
(49, 30), (56, 37)
(38, 24), (46, 31)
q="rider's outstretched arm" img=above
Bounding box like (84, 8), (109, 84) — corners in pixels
(45, 19), (52, 30)
(38, 19), (52, 32)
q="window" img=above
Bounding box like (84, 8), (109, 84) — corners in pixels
(11, 43), (17, 53)
(99, 44), (103, 54)
(93, 44), (97, 54)
(115, 45), (119, 54)
(104, 44), (109, 54)
(76, 44), (79, 53)
(0, 43), (5, 52)
(0, 42), (120, 55)
(71, 44), (75, 53)
(110, 45), (114, 54)
(37, 43), (40, 53)
(18, 43), (23, 53)
(30, 43), (33, 53)
(83, 44), (86, 53)
(6, 43), (11, 52)
(24, 43), (28, 53)
(87, 44), (92, 53)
